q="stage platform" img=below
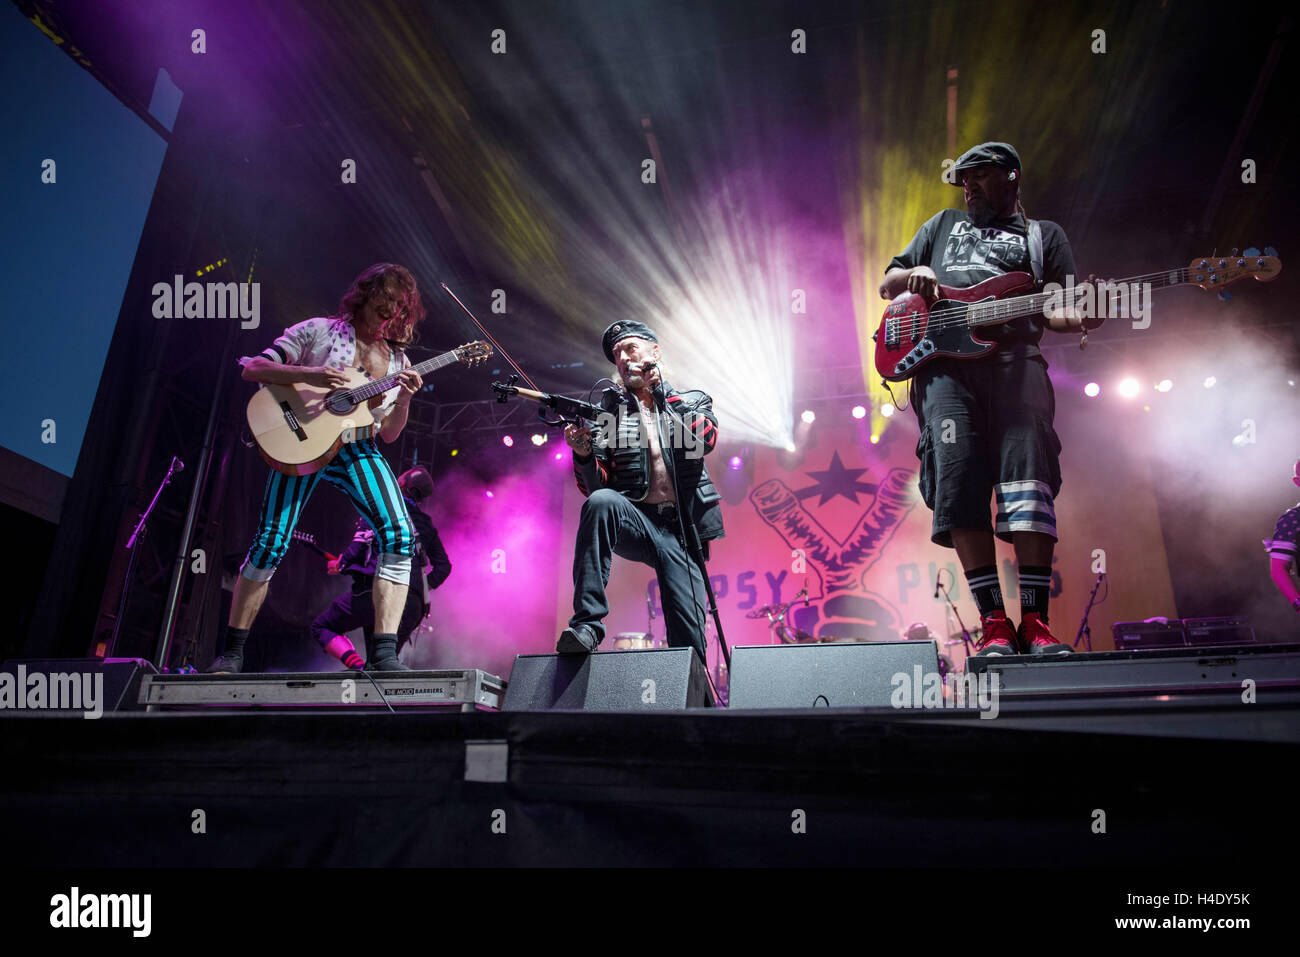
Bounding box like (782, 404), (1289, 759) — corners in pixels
(3, 670), (1297, 866)
(139, 668), (507, 711)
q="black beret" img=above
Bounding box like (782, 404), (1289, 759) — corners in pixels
(601, 320), (658, 362)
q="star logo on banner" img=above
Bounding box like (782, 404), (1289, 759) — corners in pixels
(796, 451), (877, 506)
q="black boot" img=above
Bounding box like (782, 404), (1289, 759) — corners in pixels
(206, 627), (250, 673)
(204, 653), (244, 674)
(365, 633), (411, 672)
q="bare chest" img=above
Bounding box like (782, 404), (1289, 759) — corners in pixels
(353, 337), (392, 381)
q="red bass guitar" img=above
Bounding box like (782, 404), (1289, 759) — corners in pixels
(872, 251), (1281, 382)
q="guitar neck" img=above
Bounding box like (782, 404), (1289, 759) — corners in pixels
(347, 349), (461, 402)
(966, 268), (1191, 327)
(292, 534), (333, 558)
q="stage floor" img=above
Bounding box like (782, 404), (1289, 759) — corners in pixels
(3, 680), (1296, 866)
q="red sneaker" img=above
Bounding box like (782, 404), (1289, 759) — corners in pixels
(1018, 612), (1072, 654)
(974, 613), (1020, 656)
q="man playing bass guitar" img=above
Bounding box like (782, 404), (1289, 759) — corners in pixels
(878, 142), (1101, 656)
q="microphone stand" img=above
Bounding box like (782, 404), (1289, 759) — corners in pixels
(110, 456), (184, 658)
(936, 571), (975, 657)
(1074, 573), (1105, 651)
(651, 383), (731, 682)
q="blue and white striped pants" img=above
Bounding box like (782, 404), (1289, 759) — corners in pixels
(240, 439), (414, 584)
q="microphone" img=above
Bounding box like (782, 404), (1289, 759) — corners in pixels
(171, 456), (185, 474)
(933, 572), (942, 599)
(641, 361), (666, 406)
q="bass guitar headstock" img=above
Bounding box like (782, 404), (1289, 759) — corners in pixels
(1187, 247), (1281, 290)
(455, 341), (495, 366)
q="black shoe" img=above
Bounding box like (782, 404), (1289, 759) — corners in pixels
(205, 654), (244, 674)
(365, 635), (412, 672)
(556, 624), (600, 654)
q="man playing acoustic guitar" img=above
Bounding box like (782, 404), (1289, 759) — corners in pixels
(208, 263), (426, 673)
(879, 142), (1103, 656)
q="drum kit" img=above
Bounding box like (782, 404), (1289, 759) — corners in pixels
(900, 620), (974, 679)
(745, 588), (819, 644)
(610, 632), (665, 650)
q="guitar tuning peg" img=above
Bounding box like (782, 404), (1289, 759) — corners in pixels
(1229, 248), (1239, 257)
(1244, 247), (1260, 257)
(1264, 246), (1278, 257)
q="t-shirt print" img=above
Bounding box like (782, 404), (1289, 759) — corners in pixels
(941, 220), (1030, 279)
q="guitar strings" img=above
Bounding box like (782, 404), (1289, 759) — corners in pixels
(910, 259), (1268, 334)
(894, 268), (1201, 337)
(342, 347), (471, 403)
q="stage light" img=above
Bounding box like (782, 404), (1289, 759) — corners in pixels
(1203, 376), (1217, 389)
(801, 410), (816, 424)
(728, 455), (743, 471)
(530, 433), (547, 446)
(880, 403), (895, 418)
(784, 441), (796, 452)
(851, 405), (866, 419)
(1155, 379), (1173, 392)
(1083, 382), (1100, 397)
(1117, 378), (1140, 399)
(451, 449), (459, 456)
(502, 435), (514, 447)
(869, 434), (880, 444)
(554, 451), (564, 461)
(484, 490), (494, 499)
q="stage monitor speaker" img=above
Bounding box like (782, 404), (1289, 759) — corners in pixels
(1183, 616), (1256, 646)
(0, 657), (157, 715)
(728, 640), (940, 709)
(1112, 619), (1188, 650)
(503, 647), (712, 711)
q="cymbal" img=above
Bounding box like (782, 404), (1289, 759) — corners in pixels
(746, 603), (787, 619)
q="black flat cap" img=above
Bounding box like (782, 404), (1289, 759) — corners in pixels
(951, 141), (1021, 184)
(601, 320), (658, 362)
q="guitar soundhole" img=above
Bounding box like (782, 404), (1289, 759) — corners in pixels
(325, 391), (355, 415)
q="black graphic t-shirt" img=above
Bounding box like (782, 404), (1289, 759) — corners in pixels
(886, 209), (1076, 362)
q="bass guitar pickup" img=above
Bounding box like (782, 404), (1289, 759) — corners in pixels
(878, 300), (924, 350)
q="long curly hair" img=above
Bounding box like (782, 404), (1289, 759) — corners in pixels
(331, 263), (426, 347)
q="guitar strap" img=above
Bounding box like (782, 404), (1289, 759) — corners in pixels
(1028, 219), (1044, 285)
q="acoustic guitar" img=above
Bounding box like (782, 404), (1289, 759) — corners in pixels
(247, 341), (493, 474)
